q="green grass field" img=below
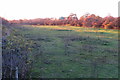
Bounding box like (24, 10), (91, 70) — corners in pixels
(7, 25), (118, 78)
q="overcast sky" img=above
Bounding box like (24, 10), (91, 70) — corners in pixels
(0, 0), (119, 20)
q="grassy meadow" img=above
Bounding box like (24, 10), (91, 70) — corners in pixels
(6, 25), (118, 78)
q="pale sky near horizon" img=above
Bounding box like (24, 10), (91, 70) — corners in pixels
(0, 0), (119, 20)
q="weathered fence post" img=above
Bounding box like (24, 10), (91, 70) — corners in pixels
(15, 67), (18, 80)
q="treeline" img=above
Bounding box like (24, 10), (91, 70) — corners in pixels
(1, 13), (120, 29)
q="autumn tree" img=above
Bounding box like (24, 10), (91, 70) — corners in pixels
(102, 16), (115, 29)
(80, 14), (103, 28)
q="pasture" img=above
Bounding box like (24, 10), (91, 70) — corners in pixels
(7, 25), (118, 78)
